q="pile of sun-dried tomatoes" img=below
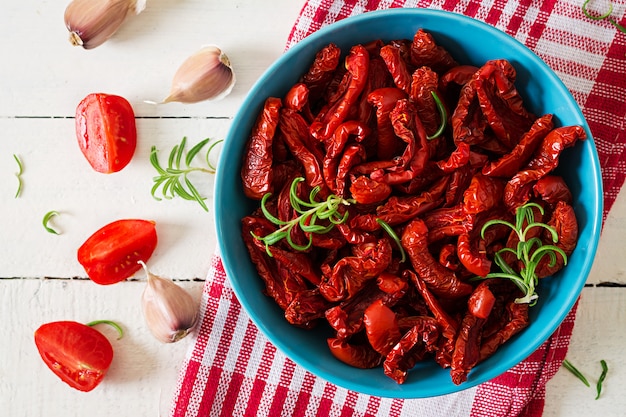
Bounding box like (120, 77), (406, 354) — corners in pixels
(240, 28), (584, 385)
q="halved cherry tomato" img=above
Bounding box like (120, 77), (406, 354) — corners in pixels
(77, 219), (157, 285)
(75, 93), (137, 173)
(34, 321), (114, 392)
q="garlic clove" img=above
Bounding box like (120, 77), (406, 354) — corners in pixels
(162, 45), (236, 104)
(64, 0), (145, 50)
(139, 262), (198, 343)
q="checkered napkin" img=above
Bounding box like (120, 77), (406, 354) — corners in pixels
(170, 1), (626, 416)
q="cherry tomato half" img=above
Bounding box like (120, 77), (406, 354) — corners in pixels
(77, 219), (157, 285)
(75, 93), (137, 173)
(34, 321), (114, 392)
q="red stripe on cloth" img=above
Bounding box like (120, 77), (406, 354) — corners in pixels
(268, 359), (297, 415)
(363, 395), (382, 417)
(583, 35), (626, 220)
(339, 391), (360, 417)
(469, 301), (578, 417)
(196, 290), (242, 416)
(316, 383), (338, 417)
(243, 342), (278, 416)
(505, 0), (532, 35)
(219, 371), (244, 417)
(525, 0), (557, 50)
(292, 371), (317, 417)
(484, 0), (506, 26)
(171, 359), (201, 417)
(218, 321), (259, 417)
(197, 366), (224, 417)
(461, 0), (481, 18)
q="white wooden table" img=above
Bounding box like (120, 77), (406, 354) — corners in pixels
(1, 1), (624, 416)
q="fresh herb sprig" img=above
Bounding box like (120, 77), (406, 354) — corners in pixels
(254, 177), (354, 255)
(150, 136), (222, 212)
(474, 202), (567, 306)
(582, 0), (626, 33)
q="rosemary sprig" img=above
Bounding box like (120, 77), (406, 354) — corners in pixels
(149, 136), (222, 212)
(582, 0), (626, 33)
(42, 210), (61, 235)
(427, 91), (447, 140)
(254, 177), (354, 255)
(474, 202), (567, 306)
(13, 154), (23, 198)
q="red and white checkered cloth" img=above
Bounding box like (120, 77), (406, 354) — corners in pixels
(171, 1), (626, 416)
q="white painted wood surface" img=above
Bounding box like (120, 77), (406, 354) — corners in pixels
(1, 1), (624, 416)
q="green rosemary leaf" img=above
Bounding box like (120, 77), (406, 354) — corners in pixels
(42, 210), (61, 235)
(185, 138), (211, 166)
(13, 154), (23, 198)
(376, 219), (406, 263)
(562, 359), (590, 387)
(183, 176), (209, 212)
(205, 139), (223, 172)
(582, 0), (613, 20)
(174, 137), (186, 168)
(260, 193), (288, 226)
(596, 359), (608, 399)
(427, 91), (447, 140)
(173, 180), (195, 201)
(86, 320), (124, 340)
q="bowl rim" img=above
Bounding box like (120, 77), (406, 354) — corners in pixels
(215, 7), (603, 398)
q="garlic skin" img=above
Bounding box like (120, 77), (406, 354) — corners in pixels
(64, 0), (147, 50)
(139, 262), (198, 343)
(163, 46), (236, 104)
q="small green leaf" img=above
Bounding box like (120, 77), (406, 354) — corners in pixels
(562, 359), (590, 387)
(42, 211), (61, 235)
(427, 91), (447, 140)
(86, 319), (124, 340)
(13, 154), (23, 198)
(596, 359), (608, 399)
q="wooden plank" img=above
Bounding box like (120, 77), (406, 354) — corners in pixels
(544, 287), (626, 416)
(0, 0), (304, 118)
(0, 278), (205, 417)
(0, 117), (228, 279)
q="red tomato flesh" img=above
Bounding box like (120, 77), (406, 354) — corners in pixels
(34, 321), (114, 392)
(77, 219), (157, 285)
(75, 93), (137, 173)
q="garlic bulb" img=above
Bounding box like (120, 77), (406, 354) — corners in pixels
(139, 262), (198, 343)
(64, 0), (146, 49)
(163, 45), (236, 104)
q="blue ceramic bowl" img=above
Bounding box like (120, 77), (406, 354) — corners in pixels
(215, 9), (602, 398)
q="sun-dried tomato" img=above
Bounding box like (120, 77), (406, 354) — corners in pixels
(401, 218), (473, 298)
(241, 97), (282, 199)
